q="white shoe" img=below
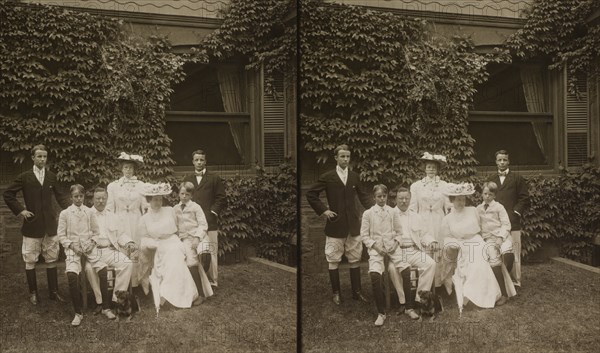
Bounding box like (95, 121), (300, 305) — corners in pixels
(406, 309), (420, 320)
(71, 314), (83, 326)
(374, 314), (386, 326)
(102, 309), (116, 320)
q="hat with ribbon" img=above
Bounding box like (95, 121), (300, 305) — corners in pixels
(444, 182), (475, 196)
(140, 182), (173, 197)
(117, 152), (144, 165)
(419, 152), (447, 167)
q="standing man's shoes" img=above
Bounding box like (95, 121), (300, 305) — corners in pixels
(332, 292), (341, 305)
(29, 291), (38, 305)
(93, 304), (103, 315)
(71, 314), (83, 326)
(49, 291), (67, 303)
(352, 291), (369, 303)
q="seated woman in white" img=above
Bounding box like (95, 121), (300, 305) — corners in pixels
(137, 183), (200, 309)
(439, 183), (516, 310)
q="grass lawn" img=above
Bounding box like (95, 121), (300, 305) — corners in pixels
(302, 262), (600, 353)
(0, 262), (296, 353)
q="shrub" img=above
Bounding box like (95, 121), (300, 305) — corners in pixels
(218, 163), (297, 265)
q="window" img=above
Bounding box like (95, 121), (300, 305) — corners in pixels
(469, 63), (554, 167)
(167, 63), (251, 169)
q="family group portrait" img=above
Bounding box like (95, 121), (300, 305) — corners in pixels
(1, 0), (599, 353)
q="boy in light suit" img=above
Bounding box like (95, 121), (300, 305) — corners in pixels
(57, 184), (100, 326)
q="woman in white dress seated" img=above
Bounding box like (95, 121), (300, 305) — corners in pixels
(137, 183), (201, 309)
(440, 183), (516, 310)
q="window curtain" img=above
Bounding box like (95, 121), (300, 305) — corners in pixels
(520, 66), (548, 162)
(217, 66), (246, 163)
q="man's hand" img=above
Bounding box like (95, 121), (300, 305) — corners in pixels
(191, 237), (201, 249)
(19, 210), (34, 219)
(125, 242), (138, 260)
(94, 238), (111, 248)
(372, 241), (386, 256)
(70, 242), (84, 256)
(322, 210), (338, 220)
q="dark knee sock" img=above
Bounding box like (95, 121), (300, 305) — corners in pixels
(401, 268), (414, 309)
(350, 267), (362, 294)
(98, 268), (110, 310)
(188, 266), (204, 297)
(26, 269), (37, 293)
(201, 253), (211, 274)
(492, 266), (508, 297)
(46, 267), (58, 293)
(328, 269), (340, 294)
(503, 253), (515, 274)
(369, 272), (385, 315)
(67, 272), (82, 314)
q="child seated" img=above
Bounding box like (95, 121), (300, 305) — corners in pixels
(477, 181), (516, 305)
(175, 182), (213, 304)
(57, 184), (100, 326)
(361, 184), (410, 326)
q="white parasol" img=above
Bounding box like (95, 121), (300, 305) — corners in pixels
(149, 271), (161, 317)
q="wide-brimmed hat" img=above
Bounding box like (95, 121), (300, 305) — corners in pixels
(141, 182), (172, 197)
(444, 182), (475, 196)
(117, 152), (144, 165)
(419, 152), (447, 167)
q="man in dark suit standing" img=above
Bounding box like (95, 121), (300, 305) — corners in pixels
(487, 150), (529, 287)
(306, 145), (373, 305)
(3, 145), (71, 305)
(183, 149), (227, 288)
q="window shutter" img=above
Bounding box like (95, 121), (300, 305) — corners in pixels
(566, 73), (589, 167)
(263, 73), (285, 167)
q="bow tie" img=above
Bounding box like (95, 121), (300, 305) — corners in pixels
(195, 171), (204, 177)
(498, 171), (508, 177)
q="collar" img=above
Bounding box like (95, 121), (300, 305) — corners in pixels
(498, 168), (510, 175)
(195, 169), (206, 176)
(33, 166), (44, 173)
(421, 175), (441, 185)
(336, 165), (348, 174)
(92, 206), (107, 214)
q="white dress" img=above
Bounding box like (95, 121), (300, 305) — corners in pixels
(409, 176), (451, 286)
(106, 176), (147, 286)
(440, 207), (516, 309)
(137, 207), (199, 308)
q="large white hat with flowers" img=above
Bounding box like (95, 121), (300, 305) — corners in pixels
(117, 152), (144, 165)
(141, 182), (172, 197)
(444, 182), (475, 196)
(419, 152), (447, 167)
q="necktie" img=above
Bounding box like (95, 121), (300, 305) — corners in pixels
(498, 171), (507, 177)
(484, 204), (489, 211)
(195, 171), (204, 176)
(181, 203), (186, 211)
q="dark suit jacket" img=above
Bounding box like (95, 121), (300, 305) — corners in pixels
(3, 169), (70, 238)
(183, 171), (227, 231)
(306, 169), (373, 238)
(487, 171), (529, 231)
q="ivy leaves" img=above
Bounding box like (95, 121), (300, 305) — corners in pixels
(506, 0), (600, 95)
(301, 0), (490, 186)
(0, 2), (184, 187)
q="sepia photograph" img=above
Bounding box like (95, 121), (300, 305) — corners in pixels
(0, 0), (296, 352)
(299, 0), (599, 352)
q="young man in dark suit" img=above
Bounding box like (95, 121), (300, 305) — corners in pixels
(486, 150), (529, 287)
(183, 149), (227, 287)
(3, 145), (71, 305)
(306, 145), (373, 305)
